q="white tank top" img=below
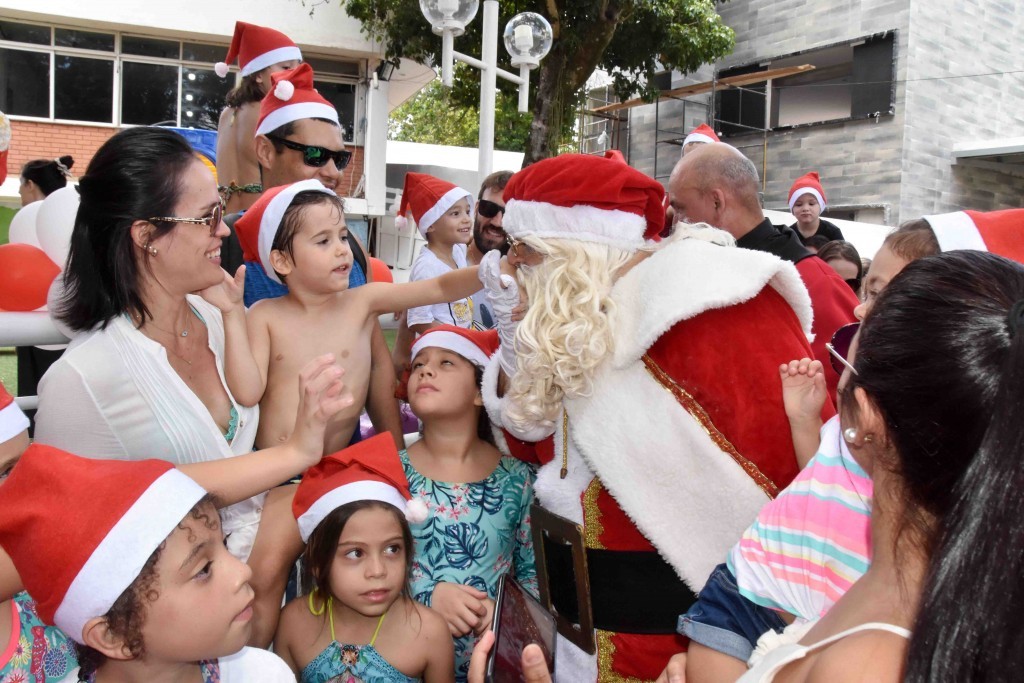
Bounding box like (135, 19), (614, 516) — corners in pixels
(737, 622), (912, 683)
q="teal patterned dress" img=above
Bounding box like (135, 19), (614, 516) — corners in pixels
(400, 449), (537, 682)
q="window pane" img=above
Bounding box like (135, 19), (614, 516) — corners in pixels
(183, 42), (224, 64)
(306, 57), (360, 77)
(122, 61), (178, 125)
(0, 48), (50, 117)
(314, 80), (356, 141)
(123, 35), (179, 59)
(0, 20), (50, 45)
(54, 55), (113, 122)
(181, 67), (231, 130)
(55, 28), (114, 52)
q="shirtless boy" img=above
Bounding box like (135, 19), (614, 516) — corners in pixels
(223, 179), (481, 452)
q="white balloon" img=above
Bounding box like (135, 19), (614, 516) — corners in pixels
(8, 201), (43, 248)
(36, 185), (80, 269)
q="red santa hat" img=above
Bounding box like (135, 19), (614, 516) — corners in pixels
(293, 433), (428, 542)
(501, 153), (666, 249)
(684, 123), (720, 147)
(235, 178), (336, 284)
(255, 63), (339, 137)
(0, 446), (206, 643)
(411, 324), (499, 368)
(395, 172), (474, 237)
(215, 21), (302, 78)
(922, 209), (1024, 263)
(0, 382), (28, 445)
(788, 171), (827, 212)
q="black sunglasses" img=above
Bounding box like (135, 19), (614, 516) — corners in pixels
(477, 198), (505, 219)
(827, 322), (860, 376)
(265, 134), (352, 170)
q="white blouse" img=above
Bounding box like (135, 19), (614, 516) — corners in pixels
(35, 296), (263, 559)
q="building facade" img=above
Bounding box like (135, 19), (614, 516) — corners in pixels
(0, 0), (434, 220)
(610, 0), (1023, 225)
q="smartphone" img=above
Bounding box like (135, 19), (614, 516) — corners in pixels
(486, 574), (557, 683)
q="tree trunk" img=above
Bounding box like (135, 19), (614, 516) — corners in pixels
(523, 9), (621, 164)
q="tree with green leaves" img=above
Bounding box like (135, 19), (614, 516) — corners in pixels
(345, 0), (735, 163)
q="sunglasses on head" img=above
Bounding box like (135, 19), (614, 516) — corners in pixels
(265, 134), (352, 170)
(148, 201), (224, 237)
(477, 198), (505, 219)
(826, 322), (860, 376)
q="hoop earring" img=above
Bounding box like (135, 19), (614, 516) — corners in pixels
(307, 590), (325, 616)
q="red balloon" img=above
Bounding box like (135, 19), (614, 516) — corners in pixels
(0, 243), (61, 312)
(368, 256), (393, 284)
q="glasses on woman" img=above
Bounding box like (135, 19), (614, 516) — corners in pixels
(148, 202), (224, 236)
(826, 322), (860, 376)
(265, 134), (352, 170)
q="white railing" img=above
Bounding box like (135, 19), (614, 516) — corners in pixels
(0, 312), (69, 411)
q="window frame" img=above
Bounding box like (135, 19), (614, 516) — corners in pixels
(0, 19), (366, 138)
(715, 30), (898, 138)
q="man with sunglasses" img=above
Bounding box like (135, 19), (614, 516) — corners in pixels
(220, 63), (405, 451)
(670, 143), (859, 404)
(466, 170), (513, 329)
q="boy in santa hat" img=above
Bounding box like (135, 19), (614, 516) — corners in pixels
(789, 171), (845, 244)
(216, 21), (302, 214)
(396, 172), (478, 332)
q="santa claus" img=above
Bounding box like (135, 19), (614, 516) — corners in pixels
(476, 153), (827, 681)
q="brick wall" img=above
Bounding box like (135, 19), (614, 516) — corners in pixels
(5, 120), (367, 199)
(7, 120), (119, 179)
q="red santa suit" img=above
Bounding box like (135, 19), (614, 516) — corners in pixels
(481, 155), (827, 681)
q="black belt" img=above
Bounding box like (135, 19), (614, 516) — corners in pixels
(531, 503), (698, 652)
(542, 536), (698, 635)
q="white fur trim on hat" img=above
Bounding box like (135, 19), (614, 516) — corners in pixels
(240, 45), (303, 77)
(416, 186), (474, 237)
(684, 132), (717, 146)
(53, 469), (205, 642)
(255, 101), (340, 137)
(411, 330), (489, 367)
(504, 199), (647, 251)
(258, 179), (335, 284)
(923, 211), (988, 252)
(297, 481), (409, 542)
(788, 187), (826, 212)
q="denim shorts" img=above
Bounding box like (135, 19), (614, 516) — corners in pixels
(677, 563), (787, 662)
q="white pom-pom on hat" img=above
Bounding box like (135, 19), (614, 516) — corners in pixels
(274, 79), (295, 101)
(405, 497), (429, 524)
(394, 215), (408, 230)
(214, 62), (230, 78)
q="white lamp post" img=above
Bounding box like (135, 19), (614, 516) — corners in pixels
(420, 0), (552, 181)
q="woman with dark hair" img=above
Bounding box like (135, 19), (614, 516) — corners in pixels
(732, 250), (1024, 681)
(35, 126), (267, 561)
(816, 240), (862, 294)
(18, 155), (73, 205)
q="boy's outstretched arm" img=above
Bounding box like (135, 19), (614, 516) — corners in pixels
(362, 265), (482, 316)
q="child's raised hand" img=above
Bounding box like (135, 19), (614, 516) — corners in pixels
(289, 354), (354, 466)
(431, 582), (489, 637)
(780, 358), (827, 424)
(199, 264), (246, 313)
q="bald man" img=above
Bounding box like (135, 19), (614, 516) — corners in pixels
(669, 143), (859, 401)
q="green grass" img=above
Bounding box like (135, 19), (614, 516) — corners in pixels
(0, 206), (16, 245)
(382, 327), (397, 351)
(0, 349), (16, 395)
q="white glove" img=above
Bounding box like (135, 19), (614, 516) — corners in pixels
(478, 249), (520, 376)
